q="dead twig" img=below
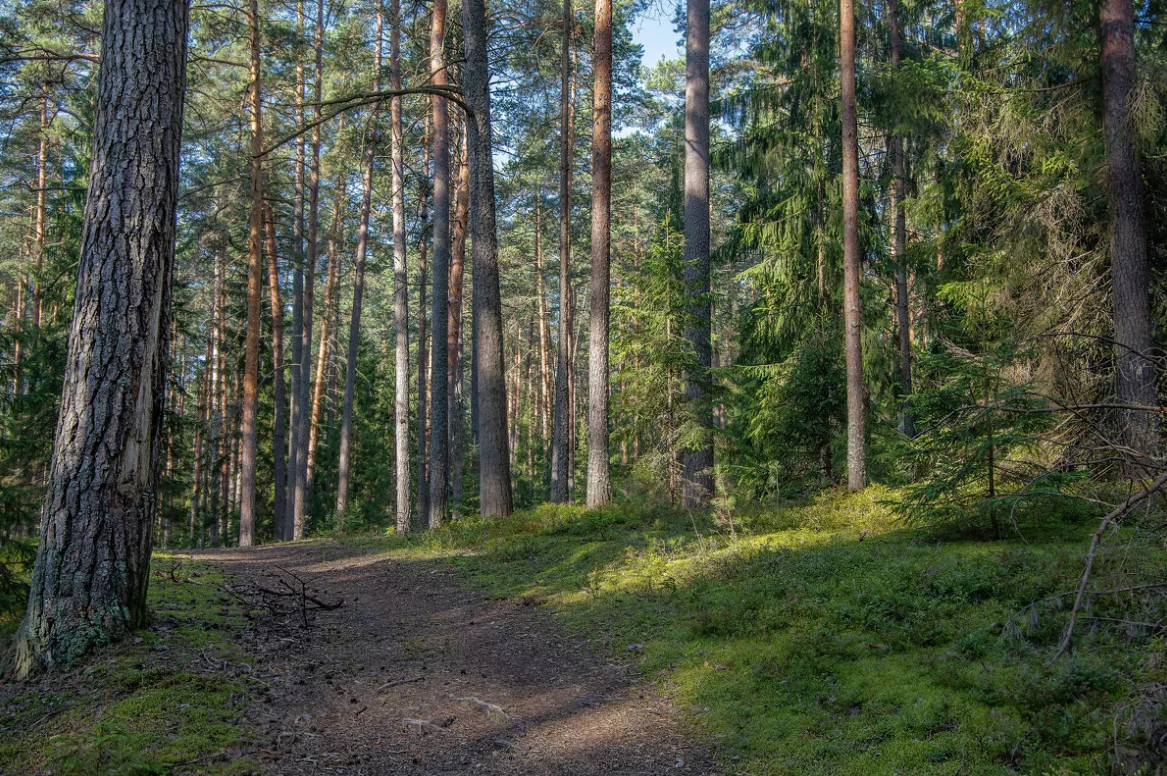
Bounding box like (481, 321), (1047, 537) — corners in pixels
(454, 696), (513, 722)
(377, 676), (425, 692)
(1050, 471), (1167, 664)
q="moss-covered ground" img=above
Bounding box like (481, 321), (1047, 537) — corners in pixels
(3, 488), (1165, 775)
(0, 558), (257, 776)
(335, 487), (1167, 775)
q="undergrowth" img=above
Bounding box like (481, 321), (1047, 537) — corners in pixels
(338, 486), (1167, 775)
(0, 557), (256, 776)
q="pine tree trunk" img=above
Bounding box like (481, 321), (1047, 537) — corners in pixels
(889, 0), (914, 439)
(265, 202), (287, 537)
(550, 3), (575, 503)
(417, 118), (431, 528)
(1100, 0), (1159, 461)
(336, 11), (383, 530)
(284, 0), (307, 542)
(14, 0), (190, 678)
(428, 0), (451, 528)
(32, 89), (48, 331)
(681, 0), (714, 508)
(307, 167), (345, 499)
(449, 131), (469, 519)
(292, 0), (324, 540)
(189, 363), (207, 547)
(210, 257), (224, 547)
(390, 0), (412, 533)
(239, 0), (264, 547)
(535, 192), (552, 461)
(464, 0), (514, 517)
(586, 0), (613, 507)
(841, 0), (867, 490)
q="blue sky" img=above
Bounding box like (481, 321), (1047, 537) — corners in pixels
(632, 3), (682, 70)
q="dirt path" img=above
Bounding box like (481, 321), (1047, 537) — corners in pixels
(194, 543), (719, 776)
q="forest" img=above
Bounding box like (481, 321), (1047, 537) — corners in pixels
(1, 0), (1167, 772)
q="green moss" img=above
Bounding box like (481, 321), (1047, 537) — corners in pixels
(0, 557), (255, 775)
(333, 487), (1165, 775)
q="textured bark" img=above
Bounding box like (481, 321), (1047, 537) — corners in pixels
(307, 166), (345, 497)
(535, 193), (552, 455)
(1100, 0), (1159, 460)
(449, 132), (469, 519)
(586, 0), (613, 507)
(14, 0), (189, 678)
(681, 0), (714, 508)
(239, 0), (264, 547)
(189, 363), (207, 546)
(568, 298), (578, 499)
(550, 5), (575, 503)
(284, 0), (307, 541)
(464, 0), (514, 517)
(33, 89), (48, 329)
(209, 258), (225, 546)
(336, 11), (383, 531)
(292, 0), (324, 541)
(889, 0), (914, 439)
(390, 0), (411, 534)
(265, 202), (287, 536)
(428, 0), (451, 528)
(841, 0), (867, 490)
(417, 118), (431, 528)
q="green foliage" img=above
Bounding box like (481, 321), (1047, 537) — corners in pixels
(896, 284), (1092, 535)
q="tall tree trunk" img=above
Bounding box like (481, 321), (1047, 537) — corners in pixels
(463, 0), (514, 517)
(391, 0), (411, 534)
(587, 0), (613, 507)
(449, 130), (469, 519)
(32, 88), (48, 330)
(428, 0), (451, 528)
(568, 296), (578, 499)
(681, 0), (714, 508)
(1101, 0), (1159, 460)
(265, 202), (287, 537)
(841, 0), (866, 490)
(12, 239), (24, 398)
(307, 166), (345, 498)
(336, 10), (383, 530)
(210, 256), (225, 547)
(292, 0), (324, 540)
(189, 362), (207, 547)
(550, 4), (575, 503)
(535, 191), (551, 459)
(239, 0), (263, 547)
(284, 0), (307, 542)
(417, 118), (431, 527)
(13, 0), (190, 678)
(889, 0), (914, 439)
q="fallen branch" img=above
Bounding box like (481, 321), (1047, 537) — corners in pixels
(1051, 471), (1167, 664)
(454, 696), (513, 723)
(377, 676), (425, 692)
(402, 718), (448, 735)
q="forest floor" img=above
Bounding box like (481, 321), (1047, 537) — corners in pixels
(194, 541), (719, 775)
(4, 488), (1167, 775)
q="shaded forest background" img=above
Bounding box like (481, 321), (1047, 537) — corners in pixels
(0, 0), (1165, 585)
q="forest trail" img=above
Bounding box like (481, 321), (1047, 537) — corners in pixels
(194, 542), (719, 776)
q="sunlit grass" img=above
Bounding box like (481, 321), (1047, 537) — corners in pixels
(334, 486), (1166, 775)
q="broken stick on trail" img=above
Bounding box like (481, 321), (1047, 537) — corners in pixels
(196, 542), (719, 775)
